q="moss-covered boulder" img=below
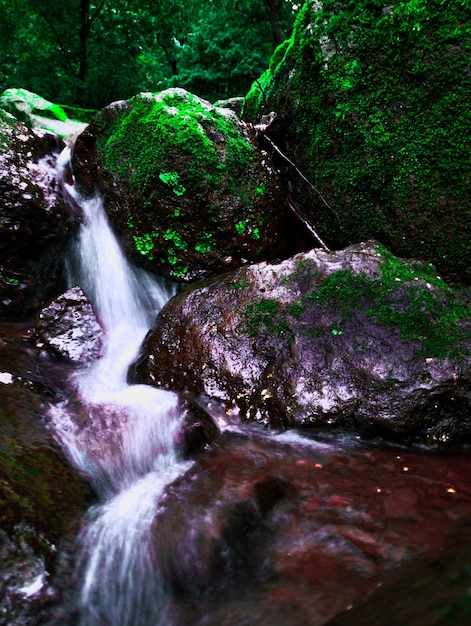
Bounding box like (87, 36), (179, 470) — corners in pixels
(0, 109), (82, 321)
(72, 88), (288, 281)
(130, 241), (471, 444)
(243, 0), (471, 285)
(0, 88), (88, 140)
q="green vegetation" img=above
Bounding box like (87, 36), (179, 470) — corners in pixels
(159, 171), (186, 196)
(0, 0), (297, 108)
(98, 90), (256, 196)
(93, 87), (277, 277)
(238, 297), (291, 338)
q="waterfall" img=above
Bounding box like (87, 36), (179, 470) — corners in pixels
(48, 151), (190, 626)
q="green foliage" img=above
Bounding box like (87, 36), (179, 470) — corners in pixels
(0, 0), (297, 108)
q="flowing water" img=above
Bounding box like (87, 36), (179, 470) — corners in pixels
(47, 156), (191, 625)
(36, 152), (471, 626)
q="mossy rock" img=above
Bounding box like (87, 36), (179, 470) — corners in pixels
(72, 88), (288, 281)
(243, 0), (471, 286)
(131, 241), (471, 443)
(0, 109), (81, 321)
(0, 88), (87, 139)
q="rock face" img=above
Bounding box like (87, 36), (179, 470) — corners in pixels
(130, 242), (471, 444)
(36, 286), (104, 362)
(0, 109), (82, 321)
(0, 324), (91, 624)
(72, 88), (289, 282)
(243, 0), (471, 286)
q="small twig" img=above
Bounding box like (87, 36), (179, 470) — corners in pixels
(258, 129), (342, 228)
(286, 197), (330, 251)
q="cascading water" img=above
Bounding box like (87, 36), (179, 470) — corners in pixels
(47, 150), (190, 626)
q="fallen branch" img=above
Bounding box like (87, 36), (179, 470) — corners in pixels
(286, 197), (330, 251)
(253, 114), (342, 240)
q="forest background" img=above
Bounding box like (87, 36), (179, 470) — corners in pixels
(0, 0), (298, 110)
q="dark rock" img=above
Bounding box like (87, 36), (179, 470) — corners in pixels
(0, 323), (91, 623)
(243, 0), (471, 286)
(176, 396), (221, 457)
(71, 88), (289, 282)
(130, 241), (471, 444)
(153, 445), (295, 604)
(36, 287), (104, 363)
(0, 109), (82, 321)
(326, 540), (471, 626)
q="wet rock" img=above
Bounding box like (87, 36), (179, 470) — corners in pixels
(36, 287), (104, 363)
(0, 109), (82, 321)
(154, 443), (295, 604)
(151, 430), (471, 626)
(71, 88), (289, 282)
(130, 241), (471, 444)
(243, 0), (471, 286)
(176, 396), (221, 458)
(326, 540), (471, 626)
(0, 323), (91, 624)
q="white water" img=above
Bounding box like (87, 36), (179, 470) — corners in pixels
(48, 157), (190, 625)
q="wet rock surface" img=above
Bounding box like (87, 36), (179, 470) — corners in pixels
(130, 241), (471, 444)
(0, 323), (92, 624)
(71, 88), (291, 282)
(0, 88), (87, 140)
(36, 286), (104, 363)
(152, 425), (471, 626)
(0, 109), (82, 321)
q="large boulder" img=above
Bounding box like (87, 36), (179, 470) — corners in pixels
(0, 109), (82, 321)
(130, 242), (471, 444)
(71, 88), (290, 282)
(243, 0), (471, 286)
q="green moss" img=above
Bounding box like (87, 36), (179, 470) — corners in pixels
(312, 245), (471, 358)
(245, 0), (471, 283)
(96, 89), (275, 269)
(237, 244), (471, 358)
(99, 90), (256, 198)
(159, 171), (186, 196)
(239, 298), (291, 338)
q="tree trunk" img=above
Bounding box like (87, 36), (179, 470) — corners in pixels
(262, 0), (285, 46)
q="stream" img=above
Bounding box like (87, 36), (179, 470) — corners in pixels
(2, 152), (471, 625)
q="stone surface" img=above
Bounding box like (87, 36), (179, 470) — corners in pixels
(130, 241), (471, 444)
(0, 323), (91, 625)
(0, 109), (82, 321)
(71, 88), (291, 282)
(243, 0), (471, 286)
(150, 427), (471, 626)
(36, 287), (104, 363)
